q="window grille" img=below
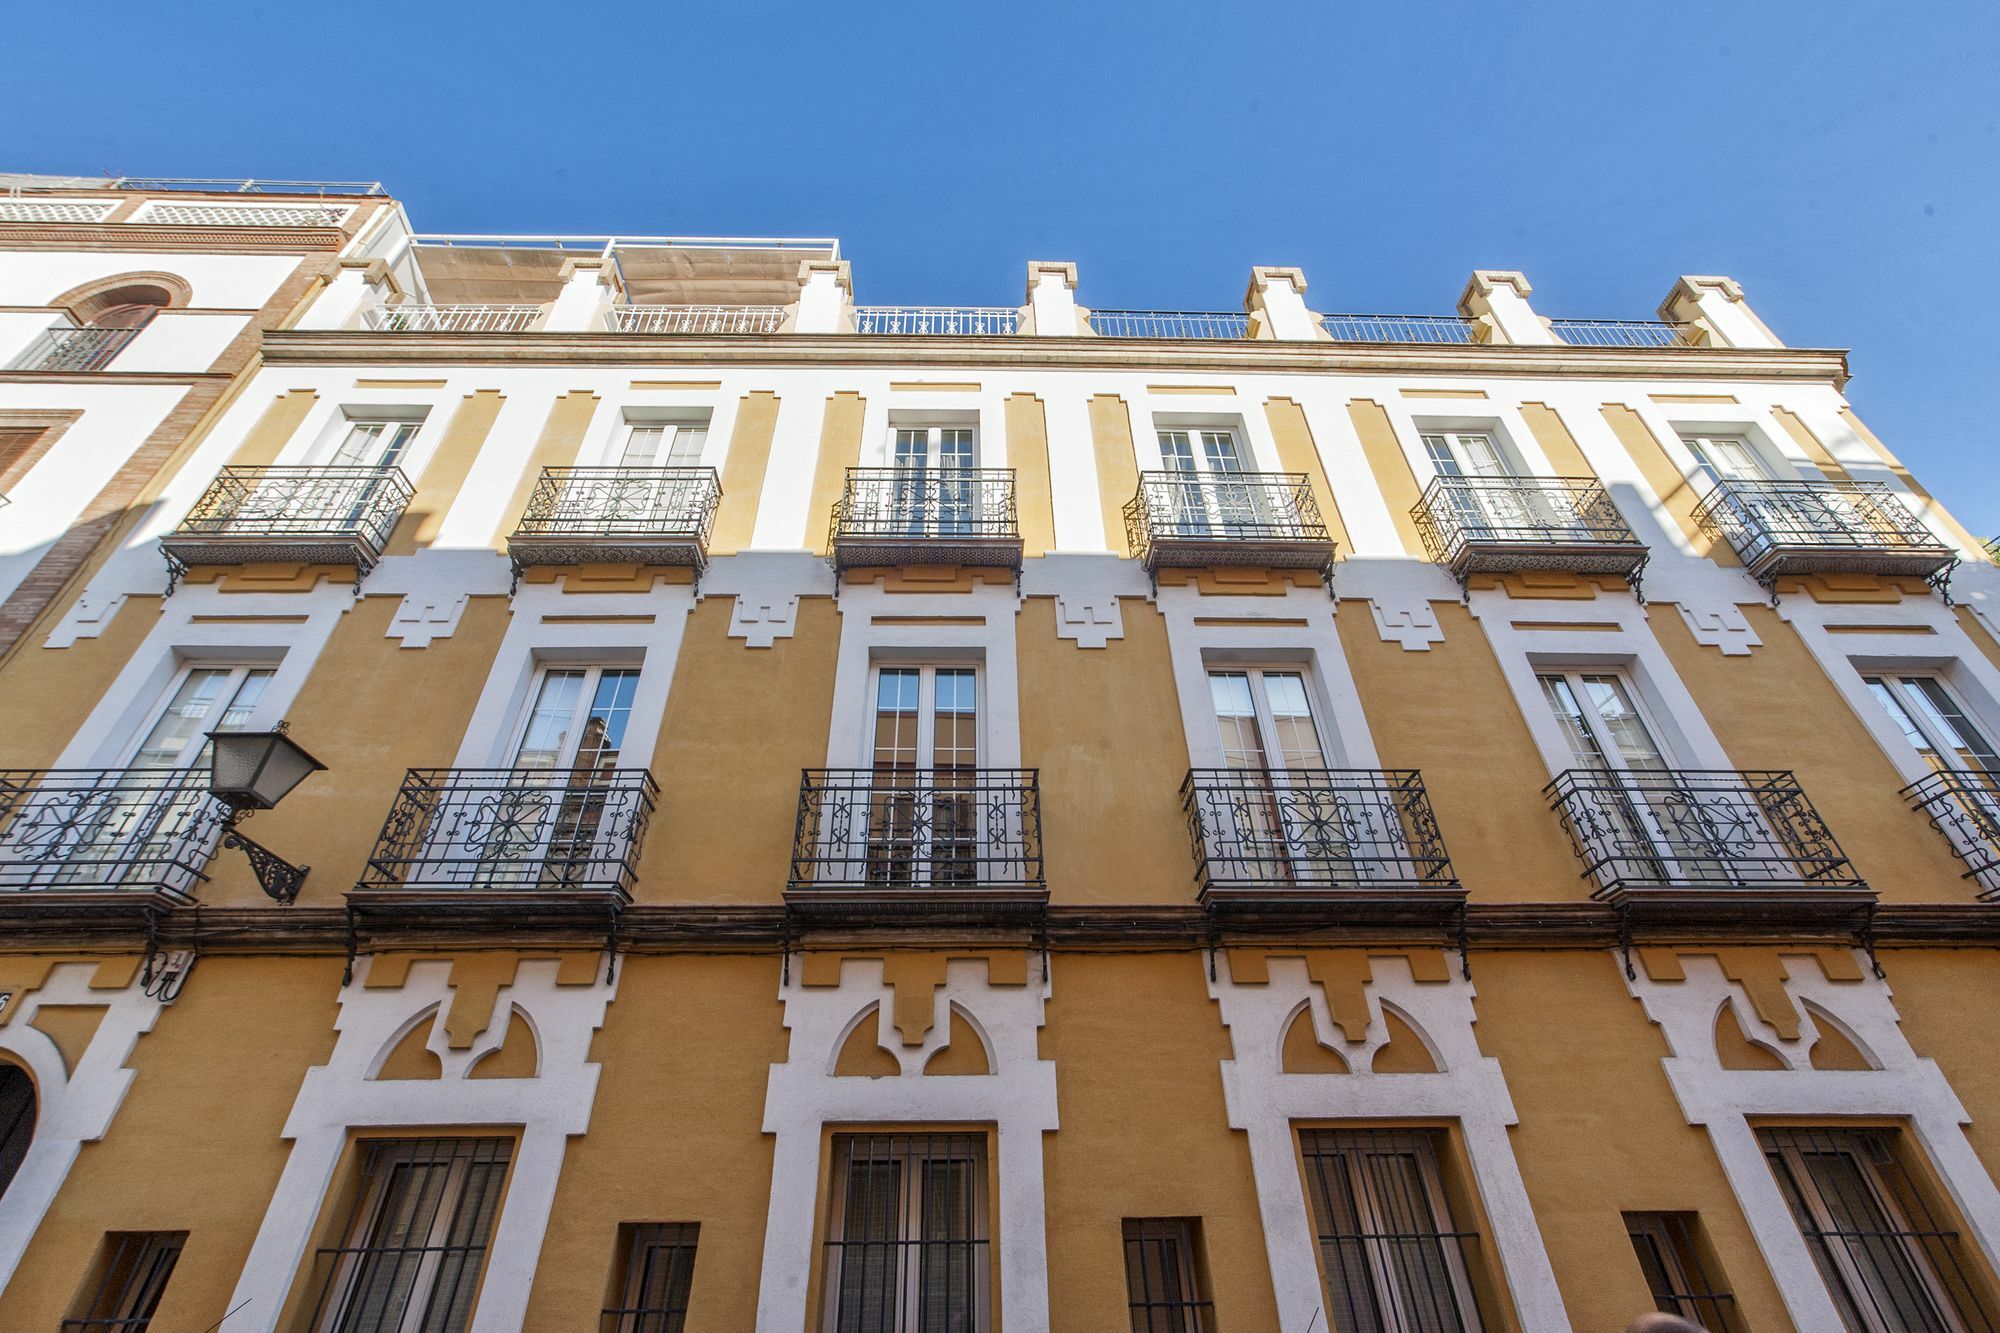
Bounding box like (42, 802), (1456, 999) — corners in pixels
(1760, 1127), (1997, 1332)
(0, 1063), (32, 1202)
(1624, 1212), (1742, 1331)
(304, 1137), (513, 1333)
(1122, 1218), (1215, 1333)
(131, 201), (354, 227)
(60, 1231), (186, 1332)
(0, 200), (119, 223)
(1296, 1128), (1486, 1333)
(820, 1133), (989, 1333)
(602, 1223), (699, 1333)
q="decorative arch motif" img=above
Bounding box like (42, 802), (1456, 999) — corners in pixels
(47, 270), (193, 322)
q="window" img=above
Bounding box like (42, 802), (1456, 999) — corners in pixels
(1296, 1128), (1485, 1333)
(1158, 428), (1244, 475)
(1625, 1212), (1741, 1332)
(602, 1223), (699, 1333)
(1762, 1127), (1997, 1333)
(1537, 671), (1671, 778)
(893, 425), (977, 471)
(1122, 1218), (1214, 1333)
(511, 666), (639, 775)
(128, 665), (274, 768)
(1210, 668), (1328, 771)
(306, 1138), (512, 1333)
(1866, 677), (2000, 777)
(0, 423), (59, 497)
(867, 666), (980, 885)
(1681, 432), (1775, 485)
(0, 1064), (32, 1204)
(61, 1231), (187, 1333)
(820, 1133), (989, 1333)
(1421, 432), (1513, 479)
(888, 426), (979, 535)
(319, 418), (420, 470)
(619, 422), (709, 469)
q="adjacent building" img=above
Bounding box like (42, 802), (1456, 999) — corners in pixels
(0, 173), (1997, 1333)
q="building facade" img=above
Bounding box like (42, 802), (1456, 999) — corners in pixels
(0, 175), (1998, 1333)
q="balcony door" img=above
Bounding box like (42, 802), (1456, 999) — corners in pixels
(1868, 675), (2000, 857)
(1421, 430), (1577, 544)
(499, 667), (639, 887)
(867, 666), (979, 886)
(892, 426), (978, 536)
(1683, 433), (1774, 485)
(597, 422), (710, 531)
(319, 419), (419, 470)
(280, 418), (420, 538)
(619, 421), (708, 469)
(1158, 428), (1267, 536)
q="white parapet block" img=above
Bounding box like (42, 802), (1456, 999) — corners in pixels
(542, 257), (621, 332)
(1024, 260), (1082, 336)
(1244, 266), (1325, 341)
(294, 258), (398, 331)
(1660, 274), (1784, 349)
(1458, 270), (1555, 345)
(789, 259), (854, 334)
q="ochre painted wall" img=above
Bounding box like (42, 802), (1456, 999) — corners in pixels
(1040, 951), (1280, 1333)
(711, 391), (781, 554)
(1867, 948), (2000, 1188)
(0, 596), (161, 768)
(1016, 597), (1195, 904)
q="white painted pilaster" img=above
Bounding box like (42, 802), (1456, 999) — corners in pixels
(1458, 270), (1554, 345)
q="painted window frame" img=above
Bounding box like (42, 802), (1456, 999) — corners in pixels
(818, 1131), (993, 1333)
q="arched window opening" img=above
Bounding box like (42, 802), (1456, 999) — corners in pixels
(0, 1064), (34, 1201)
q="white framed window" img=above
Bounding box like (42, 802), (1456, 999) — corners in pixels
(1537, 671), (1672, 777)
(1208, 668), (1327, 771)
(314, 417), (421, 470)
(1157, 427), (1244, 475)
(820, 1132), (990, 1333)
(1680, 432), (1776, 485)
(870, 665), (980, 772)
(1421, 430), (1515, 479)
(509, 665), (641, 773)
(127, 664), (275, 768)
(891, 425), (977, 471)
(862, 665), (981, 886)
(1864, 675), (2000, 776)
(619, 421), (709, 469)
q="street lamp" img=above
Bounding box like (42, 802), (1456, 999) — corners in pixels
(205, 723), (326, 904)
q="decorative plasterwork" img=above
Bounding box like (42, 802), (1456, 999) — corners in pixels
(1627, 948), (2000, 1331)
(226, 954), (613, 1333)
(701, 551), (829, 647)
(1021, 553), (1144, 650)
(1210, 949), (1572, 1333)
(755, 953), (1057, 1333)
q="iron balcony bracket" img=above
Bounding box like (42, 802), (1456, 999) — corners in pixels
(1928, 557), (1960, 606)
(342, 902), (360, 987)
(603, 900), (624, 985)
(221, 815), (310, 905)
(162, 549), (188, 598)
(1453, 900), (1471, 980)
(1626, 554), (1650, 605)
(1616, 902), (1635, 981)
(1859, 901), (1886, 980)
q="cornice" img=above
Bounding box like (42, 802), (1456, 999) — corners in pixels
(261, 330), (1852, 386)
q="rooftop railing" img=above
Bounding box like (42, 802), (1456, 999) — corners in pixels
(107, 178), (387, 195)
(508, 467), (720, 584)
(0, 768), (225, 900)
(355, 768), (659, 899)
(1690, 479), (1956, 587)
(1183, 768), (1460, 900)
(7, 325), (139, 372)
(367, 304), (542, 334)
(1547, 319), (1694, 348)
(1320, 313), (1481, 344)
(609, 305), (786, 335)
(1545, 768), (1867, 901)
(829, 468), (1022, 569)
(1412, 476), (1648, 590)
(161, 465), (414, 590)
(854, 306), (1019, 336)
(1088, 310), (1250, 339)
(1124, 471), (1336, 574)
(1902, 770), (2000, 898)
(789, 768), (1044, 906)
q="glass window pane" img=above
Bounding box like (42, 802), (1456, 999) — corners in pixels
(1903, 678), (2000, 773)
(1868, 678), (1944, 769)
(1262, 672), (1326, 769)
(132, 669), (235, 768)
(1538, 674), (1611, 771)
(513, 670), (586, 769)
(664, 426), (708, 468)
(1200, 431), (1243, 472)
(574, 669), (639, 773)
(1209, 671), (1269, 770)
(874, 669), (921, 770)
(1580, 676), (1669, 773)
(933, 669), (978, 769)
(621, 425), (666, 467)
(1158, 432), (1197, 471)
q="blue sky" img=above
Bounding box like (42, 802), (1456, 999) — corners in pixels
(12, 1), (1998, 532)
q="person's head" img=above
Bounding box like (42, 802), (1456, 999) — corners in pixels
(1625, 1314), (1709, 1333)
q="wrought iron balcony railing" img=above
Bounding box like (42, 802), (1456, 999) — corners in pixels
(1412, 476), (1648, 593)
(854, 307), (1018, 336)
(1547, 318), (1693, 348)
(1902, 770), (2000, 898)
(367, 304), (542, 333)
(0, 768), (226, 901)
(788, 768), (1044, 909)
(508, 467), (721, 585)
(1691, 479), (1956, 592)
(1183, 769), (1460, 905)
(1087, 310), (1249, 339)
(829, 468), (1022, 570)
(1545, 769), (1868, 903)
(355, 768), (659, 899)
(160, 465), (415, 591)
(7, 325), (139, 372)
(1319, 313), (1480, 344)
(609, 304), (786, 334)
(1124, 471), (1336, 577)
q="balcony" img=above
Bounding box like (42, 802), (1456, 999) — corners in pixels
(352, 768), (658, 923)
(1547, 319), (1693, 348)
(1691, 480), (1956, 593)
(609, 304), (785, 334)
(829, 469), (1022, 571)
(1545, 769), (1871, 920)
(0, 768), (226, 910)
(1088, 310), (1248, 339)
(1320, 313), (1480, 344)
(854, 307), (1019, 336)
(160, 466), (415, 591)
(367, 304), (542, 333)
(7, 325), (139, 372)
(1123, 472), (1336, 579)
(787, 768), (1044, 919)
(1902, 770), (2000, 898)
(508, 467), (721, 587)
(1412, 476), (1648, 594)
(1184, 769), (1462, 920)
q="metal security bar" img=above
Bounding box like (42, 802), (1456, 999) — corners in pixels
(304, 1138), (513, 1333)
(0, 769), (225, 899)
(7, 325), (139, 372)
(1319, 313), (1480, 344)
(1624, 1213), (1742, 1333)
(1124, 472), (1335, 574)
(829, 468), (1022, 569)
(854, 307), (1019, 336)
(1691, 480), (1955, 588)
(602, 1223), (700, 1333)
(1088, 310), (1250, 339)
(1183, 769), (1458, 897)
(1903, 770), (2000, 897)
(1297, 1129), (1486, 1333)
(1545, 769), (1866, 898)
(356, 768), (659, 898)
(162, 465), (415, 588)
(1412, 476), (1647, 588)
(790, 769), (1042, 895)
(609, 304), (786, 334)
(1123, 1219), (1215, 1333)
(821, 1133), (991, 1333)
(1547, 318), (1693, 348)
(510, 467), (720, 577)
(368, 304), (542, 333)
(1761, 1127), (1999, 1332)
(60, 1232), (187, 1332)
